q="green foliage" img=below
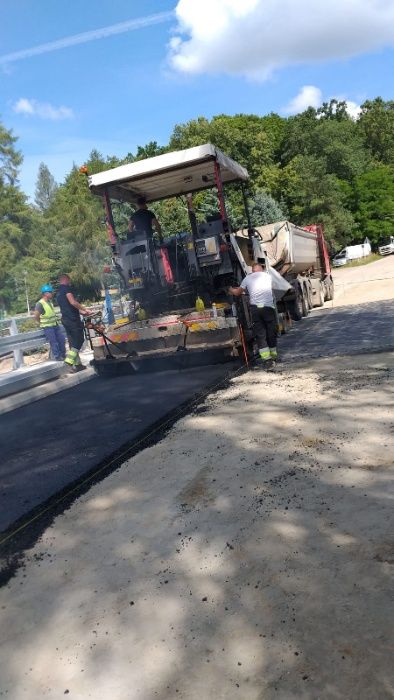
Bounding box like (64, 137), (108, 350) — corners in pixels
(169, 113), (280, 182)
(280, 155), (356, 247)
(0, 122), (22, 185)
(153, 197), (190, 237)
(354, 166), (394, 244)
(45, 156), (109, 300)
(359, 98), (394, 165)
(34, 162), (57, 211)
(249, 189), (285, 227)
(317, 99), (352, 122)
(194, 189), (244, 230)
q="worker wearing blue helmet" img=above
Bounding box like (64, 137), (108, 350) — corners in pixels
(34, 284), (66, 362)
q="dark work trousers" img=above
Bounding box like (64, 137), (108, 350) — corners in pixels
(43, 326), (66, 361)
(250, 305), (277, 350)
(62, 319), (85, 352)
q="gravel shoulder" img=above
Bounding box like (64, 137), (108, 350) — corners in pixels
(1, 351), (393, 699)
(332, 255), (394, 306)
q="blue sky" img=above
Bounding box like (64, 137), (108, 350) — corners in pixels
(1, 0), (394, 199)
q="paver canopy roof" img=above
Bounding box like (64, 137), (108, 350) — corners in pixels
(88, 143), (249, 204)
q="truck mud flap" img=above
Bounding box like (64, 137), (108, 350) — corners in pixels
(91, 348), (240, 376)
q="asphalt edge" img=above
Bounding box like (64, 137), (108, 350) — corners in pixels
(0, 367), (96, 415)
(0, 362), (245, 587)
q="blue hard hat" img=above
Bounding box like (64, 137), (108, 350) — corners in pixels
(41, 284), (53, 293)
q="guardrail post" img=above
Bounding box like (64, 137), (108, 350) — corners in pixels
(10, 318), (25, 370)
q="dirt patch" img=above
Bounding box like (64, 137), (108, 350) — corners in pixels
(0, 350), (48, 374)
(374, 542), (394, 565)
(177, 465), (212, 509)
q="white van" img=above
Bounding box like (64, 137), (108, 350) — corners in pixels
(332, 239), (371, 267)
(378, 236), (394, 256)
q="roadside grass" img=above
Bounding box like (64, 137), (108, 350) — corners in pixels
(333, 253), (381, 269)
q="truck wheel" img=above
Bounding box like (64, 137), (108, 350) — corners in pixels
(326, 281), (334, 301)
(289, 291), (303, 321)
(316, 284), (325, 307)
(278, 313), (286, 334)
(282, 312), (292, 333)
(306, 284), (313, 309)
(301, 288), (309, 316)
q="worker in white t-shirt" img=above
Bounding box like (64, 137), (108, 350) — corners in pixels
(229, 261), (278, 368)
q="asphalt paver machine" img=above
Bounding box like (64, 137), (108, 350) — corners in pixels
(86, 144), (274, 375)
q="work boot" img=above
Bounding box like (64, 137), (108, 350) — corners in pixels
(265, 359), (276, 372)
(66, 364), (86, 374)
(253, 358), (274, 371)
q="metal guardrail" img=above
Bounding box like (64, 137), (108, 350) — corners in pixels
(0, 302), (119, 371)
(0, 329), (46, 353)
(0, 319), (48, 370)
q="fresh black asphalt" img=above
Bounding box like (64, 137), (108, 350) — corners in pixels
(0, 298), (392, 537)
(0, 364), (238, 534)
(280, 299), (393, 360)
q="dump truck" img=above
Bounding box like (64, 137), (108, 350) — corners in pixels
(235, 221), (333, 320)
(85, 144), (330, 374)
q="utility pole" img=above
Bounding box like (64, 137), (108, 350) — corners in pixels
(23, 271), (30, 314)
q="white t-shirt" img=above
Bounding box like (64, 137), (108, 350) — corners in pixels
(240, 271), (274, 307)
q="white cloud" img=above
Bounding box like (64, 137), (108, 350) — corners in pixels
(0, 12), (173, 65)
(343, 100), (362, 120)
(283, 86), (323, 114)
(13, 98), (74, 120)
(282, 86), (362, 120)
(169, 0), (394, 79)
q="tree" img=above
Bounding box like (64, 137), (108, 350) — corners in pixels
(249, 190), (285, 226)
(281, 108), (319, 164)
(169, 113), (283, 184)
(34, 162), (57, 211)
(134, 141), (166, 160)
(354, 166), (394, 244)
(280, 155), (356, 247)
(194, 189), (243, 230)
(309, 119), (370, 181)
(43, 151), (113, 301)
(0, 122), (22, 185)
(317, 99), (351, 122)
(358, 98), (394, 165)
(0, 119), (35, 311)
